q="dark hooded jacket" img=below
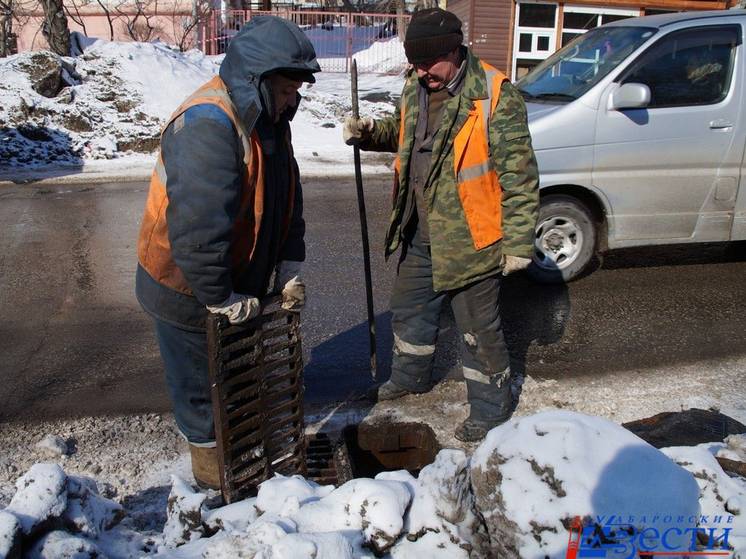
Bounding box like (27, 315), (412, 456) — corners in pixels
(135, 16), (319, 331)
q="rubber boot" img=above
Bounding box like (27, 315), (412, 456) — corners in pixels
(453, 418), (490, 442)
(189, 444), (220, 490)
(367, 380), (424, 403)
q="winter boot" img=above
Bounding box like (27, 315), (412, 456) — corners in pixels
(367, 380), (423, 402)
(189, 444), (220, 491)
(454, 418), (505, 443)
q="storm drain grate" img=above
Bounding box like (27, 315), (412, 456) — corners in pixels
(207, 296), (305, 504)
(305, 432), (353, 487)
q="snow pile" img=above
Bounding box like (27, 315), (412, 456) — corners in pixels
(720, 434), (746, 463)
(0, 455), (470, 557)
(1, 463), (124, 557)
(1, 411), (743, 558)
(0, 37), (405, 180)
(353, 38), (408, 74)
(0, 42), (217, 170)
(665, 444), (746, 553)
(470, 410), (701, 558)
(303, 21), (404, 73)
(388, 450), (478, 558)
(294, 72), (404, 176)
(34, 435), (69, 458)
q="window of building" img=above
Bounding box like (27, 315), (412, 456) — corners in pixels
(512, 2), (640, 79)
(620, 26), (739, 108)
(513, 2), (558, 78)
(643, 8), (679, 16)
(560, 6), (639, 47)
(519, 3), (557, 27)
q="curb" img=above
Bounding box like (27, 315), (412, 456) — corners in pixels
(0, 167), (152, 187)
(0, 169), (391, 187)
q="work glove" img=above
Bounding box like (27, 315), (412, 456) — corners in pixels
(343, 116), (375, 145)
(501, 254), (532, 276)
(275, 260), (306, 312)
(206, 292), (260, 324)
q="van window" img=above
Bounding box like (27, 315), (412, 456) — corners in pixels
(517, 26), (656, 101)
(620, 26), (740, 107)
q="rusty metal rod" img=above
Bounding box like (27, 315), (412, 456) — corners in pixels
(351, 59), (377, 380)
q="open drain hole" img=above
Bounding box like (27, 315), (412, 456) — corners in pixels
(342, 421), (440, 479)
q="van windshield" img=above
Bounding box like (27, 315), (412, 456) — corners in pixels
(517, 26), (657, 102)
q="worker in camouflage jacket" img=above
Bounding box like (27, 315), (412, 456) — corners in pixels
(344, 8), (539, 442)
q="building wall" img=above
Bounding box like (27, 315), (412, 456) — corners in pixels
(448, 0), (513, 74)
(448, 0), (472, 40)
(13, 0), (196, 53)
(448, 0), (731, 80)
(470, 0), (513, 73)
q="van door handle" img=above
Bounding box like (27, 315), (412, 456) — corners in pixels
(709, 119), (734, 129)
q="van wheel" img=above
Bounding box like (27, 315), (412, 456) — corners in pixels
(527, 195), (597, 283)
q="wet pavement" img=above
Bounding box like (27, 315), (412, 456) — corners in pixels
(0, 177), (744, 423)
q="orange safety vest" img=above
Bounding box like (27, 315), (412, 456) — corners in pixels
(137, 76), (295, 296)
(394, 62), (507, 250)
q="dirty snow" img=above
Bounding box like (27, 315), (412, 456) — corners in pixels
(0, 36), (405, 183)
(1, 411), (745, 558)
(471, 410), (700, 558)
(665, 444), (746, 552)
(0, 356), (745, 557)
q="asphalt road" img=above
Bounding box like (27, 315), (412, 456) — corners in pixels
(1, 177), (745, 423)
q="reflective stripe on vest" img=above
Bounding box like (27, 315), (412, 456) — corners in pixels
(394, 92), (407, 175)
(458, 67), (500, 185)
(452, 62), (507, 250)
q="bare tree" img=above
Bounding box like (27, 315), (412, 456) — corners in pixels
(0, 0), (14, 56)
(63, 0), (89, 36)
(116, 0), (162, 42)
(396, 0), (404, 40)
(95, 0), (116, 40)
(172, 0), (209, 51)
(0, 0), (40, 56)
(39, 0), (71, 55)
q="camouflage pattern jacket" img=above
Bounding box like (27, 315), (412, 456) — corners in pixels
(361, 49), (539, 291)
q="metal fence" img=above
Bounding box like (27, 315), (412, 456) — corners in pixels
(199, 10), (410, 74)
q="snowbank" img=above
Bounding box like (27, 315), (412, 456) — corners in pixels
(471, 411), (701, 558)
(1, 411), (744, 558)
(0, 37), (406, 182)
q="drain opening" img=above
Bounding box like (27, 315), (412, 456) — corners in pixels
(343, 421), (440, 479)
(306, 432), (353, 486)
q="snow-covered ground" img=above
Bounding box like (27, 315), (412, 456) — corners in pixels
(0, 36), (405, 183)
(1, 365), (746, 558)
(1, 407), (745, 558)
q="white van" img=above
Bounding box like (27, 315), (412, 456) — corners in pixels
(517, 10), (746, 282)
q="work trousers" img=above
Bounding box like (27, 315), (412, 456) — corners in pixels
(390, 226), (514, 425)
(154, 319), (215, 446)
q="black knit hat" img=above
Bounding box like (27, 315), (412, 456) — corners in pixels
(404, 8), (463, 64)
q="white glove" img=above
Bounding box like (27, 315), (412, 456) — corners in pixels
(343, 116), (375, 145)
(275, 261), (306, 312)
(206, 292), (260, 324)
(502, 254), (532, 276)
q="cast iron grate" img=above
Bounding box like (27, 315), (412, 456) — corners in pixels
(207, 296), (305, 504)
(305, 432), (353, 487)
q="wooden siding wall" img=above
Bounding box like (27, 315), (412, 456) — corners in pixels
(470, 0), (513, 74)
(448, 0), (473, 45)
(448, 0), (513, 75)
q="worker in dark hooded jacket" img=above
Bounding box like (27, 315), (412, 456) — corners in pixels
(135, 16), (320, 489)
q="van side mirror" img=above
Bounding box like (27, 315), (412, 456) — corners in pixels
(609, 83), (651, 110)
